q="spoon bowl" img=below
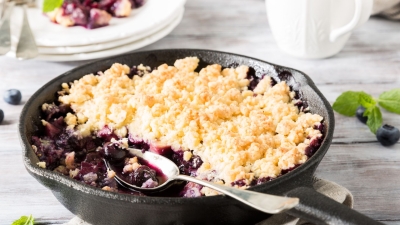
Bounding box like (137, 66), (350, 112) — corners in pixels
(105, 148), (299, 214)
(105, 148), (180, 193)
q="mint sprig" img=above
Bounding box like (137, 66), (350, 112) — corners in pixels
(359, 91), (376, 109)
(42, 0), (64, 13)
(378, 88), (400, 114)
(12, 215), (35, 225)
(332, 89), (400, 134)
(364, 106), (382, 134)
(331, 91), (361, 116)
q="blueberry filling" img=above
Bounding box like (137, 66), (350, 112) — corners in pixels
(277, 71), (292, 82)
(251, 176), (273, 186)
(102, 142), (127, 162)
(98, 143), (162, 188)
(52, 0), (144, 29)
(171, 150), (203, 177)
(31, 63), (324, 197)
(231, 179), (247, 187)
(127, 165), (158, 188)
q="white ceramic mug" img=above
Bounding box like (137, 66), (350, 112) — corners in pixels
(266, 0), (373, 59)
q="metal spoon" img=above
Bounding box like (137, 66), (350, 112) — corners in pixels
(105, 148), (299, 214)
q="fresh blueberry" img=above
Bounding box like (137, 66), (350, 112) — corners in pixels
(3, 89), (22, 105)
(0, 109), (3, 124)
(356, 106), (368, 124)
(376, 124), (400, 146)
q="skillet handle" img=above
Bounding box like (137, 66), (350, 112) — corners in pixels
(285, 187), (383, 225)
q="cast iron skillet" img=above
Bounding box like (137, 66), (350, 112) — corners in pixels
(19, 49), (381, 225)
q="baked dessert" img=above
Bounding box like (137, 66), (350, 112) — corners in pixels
(31, 57), (324, 197)
(46, 0), (144, 29)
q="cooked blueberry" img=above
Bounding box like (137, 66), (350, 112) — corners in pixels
(70, 7), (89, 25)
(190, 155), (203, 169)
(313, 123), (324, 133)
(277, 71), (292, 82)
(127, 165), (157, 187)
(294, 101), (303, 108)
(248, 78), (260, 91)
(304, 138), (322, 157)
(42, 103), (71, 121)
(231, 179), (246, 187)
(252, 176), (273, 186)
(103, 142), (126, 161)
(179, 182), (202, 197)
(0, 109), (3, 124)
(80, 161), (99, 176)
(56, 0), (144, 29)
(128, 66), (138, 78)
(356, 106), (368, 124)
(3, 89), (22, 105)
(246, 66), (256, 79)
(133, 0), (144, 7)
(97, 126), (118, 142)
(376, 124), (400, 146)
(84, 152), (103, 164)
(270, 77), (277, 87)
(74, 150), (87, 162)
(43, 117), (64, 138)
(227, 62), (239, 68)
(171, 151), (203, 176)
(245, 67), (262, 91)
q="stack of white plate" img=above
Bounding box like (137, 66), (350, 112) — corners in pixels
(7, 0), (185, 61)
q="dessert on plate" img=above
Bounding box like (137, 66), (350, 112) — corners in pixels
(31, 57), (324, 197)
(46, 0), (145, 29)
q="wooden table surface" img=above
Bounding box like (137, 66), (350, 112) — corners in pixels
(1, 0), (400, 224)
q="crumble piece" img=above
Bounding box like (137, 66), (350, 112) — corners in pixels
(37, 161), (46, 169)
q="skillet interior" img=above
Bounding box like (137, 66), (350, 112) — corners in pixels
(19, 49), (334, 225)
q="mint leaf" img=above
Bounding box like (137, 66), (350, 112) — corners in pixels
(364, 106), (382, 134)
(378, 88), (400, 114)
(359, 91), (376, 109)
(12, 215), (34, 225)
(42, 0), (63, 13)
(332, 91), (362, 116)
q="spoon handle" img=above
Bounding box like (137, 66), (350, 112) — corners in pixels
(175, 174), (299, 214)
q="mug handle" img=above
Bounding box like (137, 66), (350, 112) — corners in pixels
(330, 0), (369, 42)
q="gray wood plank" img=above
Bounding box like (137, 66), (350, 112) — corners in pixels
(316, 143), (400, 221)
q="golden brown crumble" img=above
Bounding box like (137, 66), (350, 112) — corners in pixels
(57, 57), (323, 192)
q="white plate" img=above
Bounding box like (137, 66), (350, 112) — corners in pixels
(24, 0), (185, 47)
(38, 7), (180, 55)
(34, 8), (183, 61)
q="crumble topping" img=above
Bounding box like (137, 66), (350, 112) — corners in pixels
(56, 57), (323, 190)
